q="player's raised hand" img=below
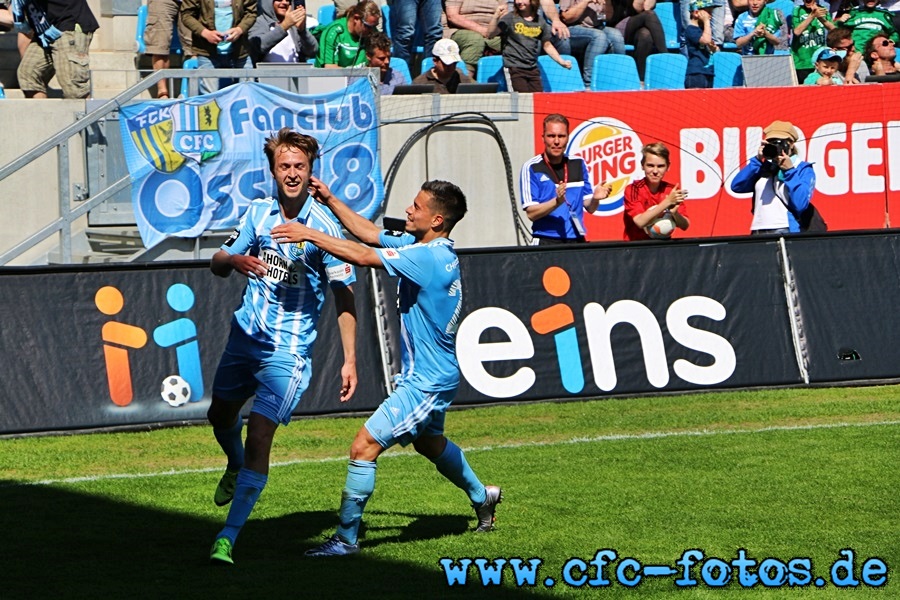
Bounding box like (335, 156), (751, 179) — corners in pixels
(309, 175), (335, 205)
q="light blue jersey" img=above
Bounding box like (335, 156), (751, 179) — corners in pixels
(376, 231), (462, 392)
(222, 196), (356, 356)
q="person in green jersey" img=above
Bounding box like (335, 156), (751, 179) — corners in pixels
(792, 0), (835, 82)
(837, 0), (899, 51)
(314, 0), (381, 67)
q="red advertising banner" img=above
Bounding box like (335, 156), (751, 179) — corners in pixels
(533, 85), (899, 241)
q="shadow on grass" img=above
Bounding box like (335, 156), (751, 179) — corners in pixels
(0, 482), (539, 600)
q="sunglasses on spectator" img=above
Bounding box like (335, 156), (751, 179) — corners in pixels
(880, 39), (896, 47)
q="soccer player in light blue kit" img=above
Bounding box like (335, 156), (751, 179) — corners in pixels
(207, 128), (358, 565)
(271, 178), (502, 556)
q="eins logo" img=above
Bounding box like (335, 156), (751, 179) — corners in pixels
(94, 283), (204, 407)
(567, 118), (643, 217)
(456, 267), (737, 399)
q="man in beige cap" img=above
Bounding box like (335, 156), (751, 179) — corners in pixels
(729, 120), (817, 235)
(412, 38), (474, 93)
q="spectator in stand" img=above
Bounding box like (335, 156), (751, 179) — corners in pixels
(682, 0), (726, 51)
(314, 0), (380, 68)
(623, 143), (689, 242)
(864, 28), (900, 73)
(827, 25), (870, 81)
(445, 0), (569, 77)
(13, 0), (99, 99)
(249, 0), (318, 65)
(443, 0), (503, 76)
(685, 0), (721, 89)
(181, 0), (257, 95)
(792, 0), (836, 82)
(837, 0), (899, 51)
(733, 0), (784, 55)
(145, 0), (194, 99)
(390, 0), (443, 72)
(486, 0), (572, 92)
(608, 0), (667, 82)
(365, 32), (407, 94)
(803, 46), (845, 82)
(723, 0), (749, 45)
(412, 38), (474, 92)
(557, 0), (627, 88)
(520, 114), (611, 245)
(730, 121), (815, 236)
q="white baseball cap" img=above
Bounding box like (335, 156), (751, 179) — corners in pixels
(432, 39), (462, 65)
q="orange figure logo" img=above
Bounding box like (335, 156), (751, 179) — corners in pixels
(95, 286), (148, 406)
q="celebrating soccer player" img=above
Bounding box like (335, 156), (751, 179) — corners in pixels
(207, 128), (358, 565)
(270, 178), (502, 556)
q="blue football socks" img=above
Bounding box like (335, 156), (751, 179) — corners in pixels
(335, 459), (377, 545)
(432, 439), (486, 505)
(213, 416), (245, 471)
(218, 467), (267, 544)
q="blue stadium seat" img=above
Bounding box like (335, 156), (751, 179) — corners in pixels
(389, 57), (412, 85)
(590, 54), (641, 91)
(421, 56), (469, 75)
(136, 4), (148, 54)
(654, 2), (682, 51)
(180, 56), (200, 98)
(538, 54), (585, 92)
(644, 52), (687, 89)
(382, 4), (391, 37)
(136, 4), (183, 55)
(317, 5), (336, 26)
(475, 55), (507, 91)
(712, 51), (744, 87)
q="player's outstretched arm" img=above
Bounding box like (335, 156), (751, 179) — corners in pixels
(333, 285), (358, 403)
(270, 222), (384, 268)
(309, 176), (382, 246)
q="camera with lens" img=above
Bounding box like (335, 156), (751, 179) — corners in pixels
(762, 138), (792, 160)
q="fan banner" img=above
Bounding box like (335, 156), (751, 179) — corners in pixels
(533, 85), (900, 241)
(119, 79), (383, 249)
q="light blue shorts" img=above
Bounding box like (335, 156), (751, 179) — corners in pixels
(212, 327), (311, 426)
(365, 384), (457, 448)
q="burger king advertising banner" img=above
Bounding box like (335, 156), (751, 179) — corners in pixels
(533, 85), (898, 241)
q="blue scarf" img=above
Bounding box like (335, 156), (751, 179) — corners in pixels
(12, 0), (62, 47)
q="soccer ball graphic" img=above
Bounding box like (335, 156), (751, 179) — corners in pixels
(160, 375), (192, 407)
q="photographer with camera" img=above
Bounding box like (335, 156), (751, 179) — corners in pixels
(730, 121), (817, 235)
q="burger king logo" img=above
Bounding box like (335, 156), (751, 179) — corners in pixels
(567, 118), (643, 216)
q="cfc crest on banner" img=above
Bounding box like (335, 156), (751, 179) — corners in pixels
(124, 99), (223, 173)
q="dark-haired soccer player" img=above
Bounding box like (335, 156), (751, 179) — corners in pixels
(207, 127), (358, 565)
(271, 179), (502, 556)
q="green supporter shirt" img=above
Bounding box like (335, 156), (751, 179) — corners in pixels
(791, 6), (834, 70)
(314, 17), (366, 68)
(844, 7), (900, 51)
